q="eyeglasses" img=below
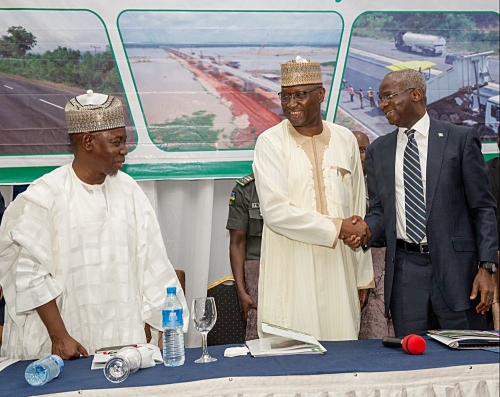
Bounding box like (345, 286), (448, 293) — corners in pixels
(278, 87), (322, 102)
(378, 88), (415, 104)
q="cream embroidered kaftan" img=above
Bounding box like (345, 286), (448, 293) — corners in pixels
(0, 164), (188, 359)
(253, 120), (373, 341)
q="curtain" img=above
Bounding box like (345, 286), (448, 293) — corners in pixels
(138, 179), (236, 347)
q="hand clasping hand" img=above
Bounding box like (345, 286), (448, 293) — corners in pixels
(339, 216), (371, 248)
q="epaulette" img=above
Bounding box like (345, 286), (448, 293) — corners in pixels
(235, 173), (254, 186)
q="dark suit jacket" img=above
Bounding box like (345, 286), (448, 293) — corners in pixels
(365, 118), (498, 314)
(487, 156), (500, 250)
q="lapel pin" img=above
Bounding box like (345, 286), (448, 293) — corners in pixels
(438, 133), (444, 138)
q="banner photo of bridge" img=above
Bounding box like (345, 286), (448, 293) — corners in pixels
(118, 11), (341, 152)
(0, 3), (498, 183)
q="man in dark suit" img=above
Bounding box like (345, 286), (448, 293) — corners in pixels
(363, 69), (498, 337)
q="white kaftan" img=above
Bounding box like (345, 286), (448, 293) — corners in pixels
(0, 164), (188, 359)
(253, 120), (373, 341)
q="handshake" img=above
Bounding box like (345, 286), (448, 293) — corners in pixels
(339, 215), (371, 248)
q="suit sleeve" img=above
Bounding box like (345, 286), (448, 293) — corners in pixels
(487, 159), (500, 250)
(461, 129), (498, 262)
(364, 146), (386, 246)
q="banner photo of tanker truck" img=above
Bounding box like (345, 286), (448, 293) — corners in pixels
(343, 11), (499, 144)
(0, 2), (498, 183)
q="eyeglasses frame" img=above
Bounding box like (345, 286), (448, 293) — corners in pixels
(378, 87), (416, 104)
(278, 86), (322, 103)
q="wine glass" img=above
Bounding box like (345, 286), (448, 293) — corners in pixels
(192, 296), (218, 363)
(103, 347), (142, 383)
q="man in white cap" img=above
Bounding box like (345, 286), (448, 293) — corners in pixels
(253, 57), (374, 341)
(0, 91), (188, 359)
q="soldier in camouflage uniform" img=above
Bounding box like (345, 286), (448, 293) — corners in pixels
(226, 173), (262, 341)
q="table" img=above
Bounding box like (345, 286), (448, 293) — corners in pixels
(0, 337), (498, 397)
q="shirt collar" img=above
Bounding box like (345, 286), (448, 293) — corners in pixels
(398, 112), (430, 140)
(70, 163), (106, 188)
(288, 121), (331, 147)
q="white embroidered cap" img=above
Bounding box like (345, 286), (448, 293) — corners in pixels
(65, 90), (125, 134)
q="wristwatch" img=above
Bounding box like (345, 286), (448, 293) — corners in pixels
(478, 261), (498, 274)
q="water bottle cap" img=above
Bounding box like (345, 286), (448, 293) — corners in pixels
(51, 354), (64, 371)
(166, 286), (176, 294)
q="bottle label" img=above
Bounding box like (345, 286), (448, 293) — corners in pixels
(162, 308), (183, 327)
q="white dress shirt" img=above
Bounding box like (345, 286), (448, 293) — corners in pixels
(395, 112), (430, 243)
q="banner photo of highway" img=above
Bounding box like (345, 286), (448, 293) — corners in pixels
(0, 3), (498, 182)
(0, 9), (134, 157)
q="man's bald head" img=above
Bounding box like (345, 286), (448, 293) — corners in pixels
(353, 131), (370, 175)
(353, 131), (369, 146)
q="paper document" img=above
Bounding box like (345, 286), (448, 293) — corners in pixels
(0, 357), (19, 372)
(427, 330), (500, 349)
(246, 322), (326, 357)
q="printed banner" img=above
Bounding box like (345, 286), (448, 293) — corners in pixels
(0, 1), (498, 183)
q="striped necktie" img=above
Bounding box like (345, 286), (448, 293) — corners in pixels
(403, 129), (426, 243)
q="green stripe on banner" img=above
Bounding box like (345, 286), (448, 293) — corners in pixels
(0, 166), (58, 184)
(1, 156), (498, 184)
(123, 161), (254, 180)
(484, 153), (499, 162)
(0, 161), (254, 184)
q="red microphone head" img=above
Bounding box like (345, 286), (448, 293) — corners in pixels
(402, 334), (426, 355)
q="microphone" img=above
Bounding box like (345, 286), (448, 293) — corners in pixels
(381, 334), (426, 355)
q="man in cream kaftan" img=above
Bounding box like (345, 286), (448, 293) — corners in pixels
(253, 120), (373, 341)
(253, 56), (373, 341)
(0, 165), (188, 359)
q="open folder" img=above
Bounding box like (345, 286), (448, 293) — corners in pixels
(427, 330), (500, 349)
(246, 322), (327, 357)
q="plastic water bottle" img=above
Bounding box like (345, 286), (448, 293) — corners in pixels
(25, 354), (64, 386)
(162, 286), (185, 366)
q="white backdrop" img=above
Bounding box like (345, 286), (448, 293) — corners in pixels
(138, 179), (235, 347)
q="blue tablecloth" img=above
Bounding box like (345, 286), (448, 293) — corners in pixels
(0, 337), (498, 397)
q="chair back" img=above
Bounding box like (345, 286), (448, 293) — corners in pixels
(207, 277), (245, 346)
